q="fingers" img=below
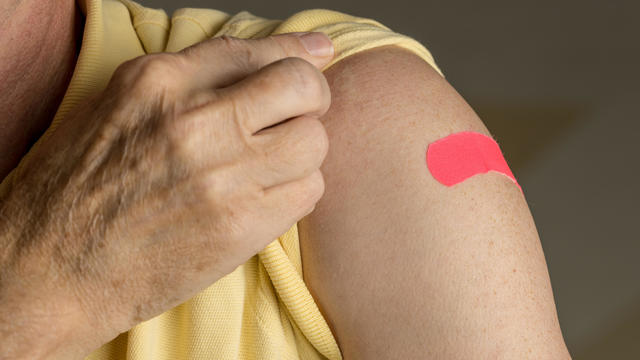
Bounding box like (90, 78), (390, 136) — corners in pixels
(158, 55), (331, 191)
(248, 115), (329, 189)
(175, 166), (325, 257)
(173, 114), (329, 195)
(171, 55), (332, 170)
(179, 32), (335, 91)
(166, 54), (331, 168)
(251, 169), (325, 248)
(216, 56), (332, 135)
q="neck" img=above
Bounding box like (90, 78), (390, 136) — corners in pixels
(0, 0), (84, 181)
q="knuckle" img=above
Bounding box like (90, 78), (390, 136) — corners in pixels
(198, 171), (223, 205)
(279, 57), (324, 98)
(303, 170), (325, 204)
(194, 166), (256, 211)
(111, 56), (141, 82)
(161, 110), (213, 169)
(191, 169), (232, 211)
(319, 74), (331, 114)
(106, 55), (183, 112)
(269, 117), (328, 180)
(132, 53), (183, 89)
(299, 117), (329, 163)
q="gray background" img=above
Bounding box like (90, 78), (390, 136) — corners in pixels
(142, 0), (640, 358)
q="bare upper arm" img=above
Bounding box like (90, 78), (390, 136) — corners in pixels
(298, 44), (572, 359)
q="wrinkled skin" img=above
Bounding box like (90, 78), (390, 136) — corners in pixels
(0, 33), (335, 359)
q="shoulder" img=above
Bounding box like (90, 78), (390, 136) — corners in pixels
(320, 42), (482, 143)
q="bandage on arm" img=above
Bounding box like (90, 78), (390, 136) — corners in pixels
(297, 45), (571, 359)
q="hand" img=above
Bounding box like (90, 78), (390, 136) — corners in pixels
(0, 32), (334, 359)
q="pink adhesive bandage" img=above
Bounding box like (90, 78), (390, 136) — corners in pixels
(426, 131), (521, 192)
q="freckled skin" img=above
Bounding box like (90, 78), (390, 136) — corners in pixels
(0, 1), (572, 358)
(299, 45), (572, 358)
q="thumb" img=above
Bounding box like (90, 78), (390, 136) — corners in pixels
(178, 31), (335, 90)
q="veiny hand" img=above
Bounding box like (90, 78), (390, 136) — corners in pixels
(0, 32), (334, 359)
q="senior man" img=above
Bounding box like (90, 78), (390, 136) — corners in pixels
(0, 0), (572, 359)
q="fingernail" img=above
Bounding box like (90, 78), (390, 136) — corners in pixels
(296, 32), (334, 57)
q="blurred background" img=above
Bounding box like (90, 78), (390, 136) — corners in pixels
(144, 0), (639, 358)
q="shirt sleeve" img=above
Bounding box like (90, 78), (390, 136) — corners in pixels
(164, 7), (444, 76)
(165, 8), (445, 360)
(78, 5), (444, 360)
(270, 8), (444, 76)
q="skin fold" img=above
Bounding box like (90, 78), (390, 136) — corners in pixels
(0, 0), (82, 180)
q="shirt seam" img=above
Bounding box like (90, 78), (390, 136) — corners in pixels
(172, 15), (213, 37)
(133, 20), (169, 30)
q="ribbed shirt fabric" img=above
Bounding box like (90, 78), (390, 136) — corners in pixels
(0, 0), (442, 358)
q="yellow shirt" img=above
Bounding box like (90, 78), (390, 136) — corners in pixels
(0, 0), (443, 358)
